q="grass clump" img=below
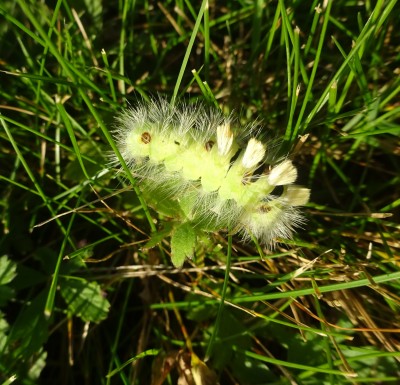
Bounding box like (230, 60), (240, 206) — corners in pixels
(0, 0), (399, 384)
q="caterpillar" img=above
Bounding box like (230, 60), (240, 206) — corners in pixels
(113, 97), (310, 266)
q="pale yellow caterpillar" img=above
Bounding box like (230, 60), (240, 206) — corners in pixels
(113, 97), (310, 265)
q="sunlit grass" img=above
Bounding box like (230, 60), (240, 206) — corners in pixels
(0, 0), (399, 384)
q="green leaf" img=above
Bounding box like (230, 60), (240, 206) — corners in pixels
(60, 278), (110, 323)
(142, 222), (175, 250)
(0, 287), (14, 307)
(170, 222), (196, 267)
(211, 310), (251, 370)
(0, 311), (9, 352)
(7, 290), (49, 360)
(142, 186), (186, 220)
(27, 348), (47, 380)
(64, 141), (106, 182)
(0, 255), (17, 285)
(0, 256), (17, 306)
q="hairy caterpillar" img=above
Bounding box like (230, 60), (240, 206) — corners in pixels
(113, 97), (310, 266)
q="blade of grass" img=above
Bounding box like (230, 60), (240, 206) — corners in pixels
(292, 0), (333, 140)
(285, 26), (301, 141)
(106, 349), (160, 378)
(15, 0), (156, 233)
(171, 0), (209, 105)
(203, 0), (210, 82)
(56, 100), (90, 180)
(150, 270), (400, 308)
(101, 49), (117, 103)
(204, 234), (232, 361)
(235, 346), (356, 377)
(45, 192), (84, 318)
(1, 115), (76, 317)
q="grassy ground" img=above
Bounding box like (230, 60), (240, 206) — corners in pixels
(1, 0), (400, 384)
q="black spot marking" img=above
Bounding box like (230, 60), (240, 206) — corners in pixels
(205, 140), (214, 152)
(174, 140), (180, 145)
(270, 185), (284, 197)
(254, 164), (269, 177)
(259, 204), (272, 213)
(141, 132), (151, 144)
(247, 165), (269, 183)
(229, 149), (241, 164)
